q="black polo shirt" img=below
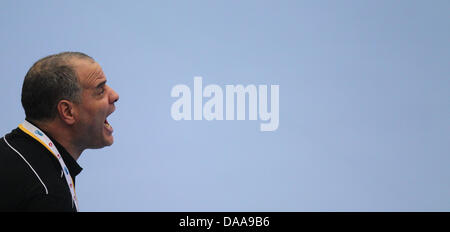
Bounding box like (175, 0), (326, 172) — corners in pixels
(0, 124), (82, 212)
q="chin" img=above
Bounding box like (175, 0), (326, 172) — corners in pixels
(105, 139), (114, 147)
(104, 136), (114, 146)
(89, 137), (114, 149)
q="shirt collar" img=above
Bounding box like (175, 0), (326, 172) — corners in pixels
(50, 135), (83, 178)
(26, 120), (83, 178)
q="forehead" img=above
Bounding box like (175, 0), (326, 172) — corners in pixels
(72, 58), (105, 88)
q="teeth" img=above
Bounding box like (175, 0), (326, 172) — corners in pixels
(104, 122), (112, 129)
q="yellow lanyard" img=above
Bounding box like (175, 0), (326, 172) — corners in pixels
(19, 120), (79, 211)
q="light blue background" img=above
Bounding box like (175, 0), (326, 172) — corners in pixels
(1, 0), (449, 211)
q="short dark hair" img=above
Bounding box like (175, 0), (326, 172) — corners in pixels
(21, 52), (94, 121)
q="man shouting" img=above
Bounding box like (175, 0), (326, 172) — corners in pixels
(0, 52), (119, 211)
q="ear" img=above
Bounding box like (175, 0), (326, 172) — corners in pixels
(57, 100), (77, 125)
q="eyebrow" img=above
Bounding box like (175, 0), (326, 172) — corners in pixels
(96, 80), (107, 89)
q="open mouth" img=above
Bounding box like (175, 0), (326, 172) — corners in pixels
(104, 118), (113, 133)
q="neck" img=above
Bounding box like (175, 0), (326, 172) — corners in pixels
(30, 119), (84, 160)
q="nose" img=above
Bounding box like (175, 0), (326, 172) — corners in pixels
(109, 86), (119, 104)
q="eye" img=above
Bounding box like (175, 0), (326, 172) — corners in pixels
(98, 86), (105, 95)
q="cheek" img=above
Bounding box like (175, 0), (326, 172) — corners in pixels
(78, 108), (101, 129)
(78, 96), (110, 124)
